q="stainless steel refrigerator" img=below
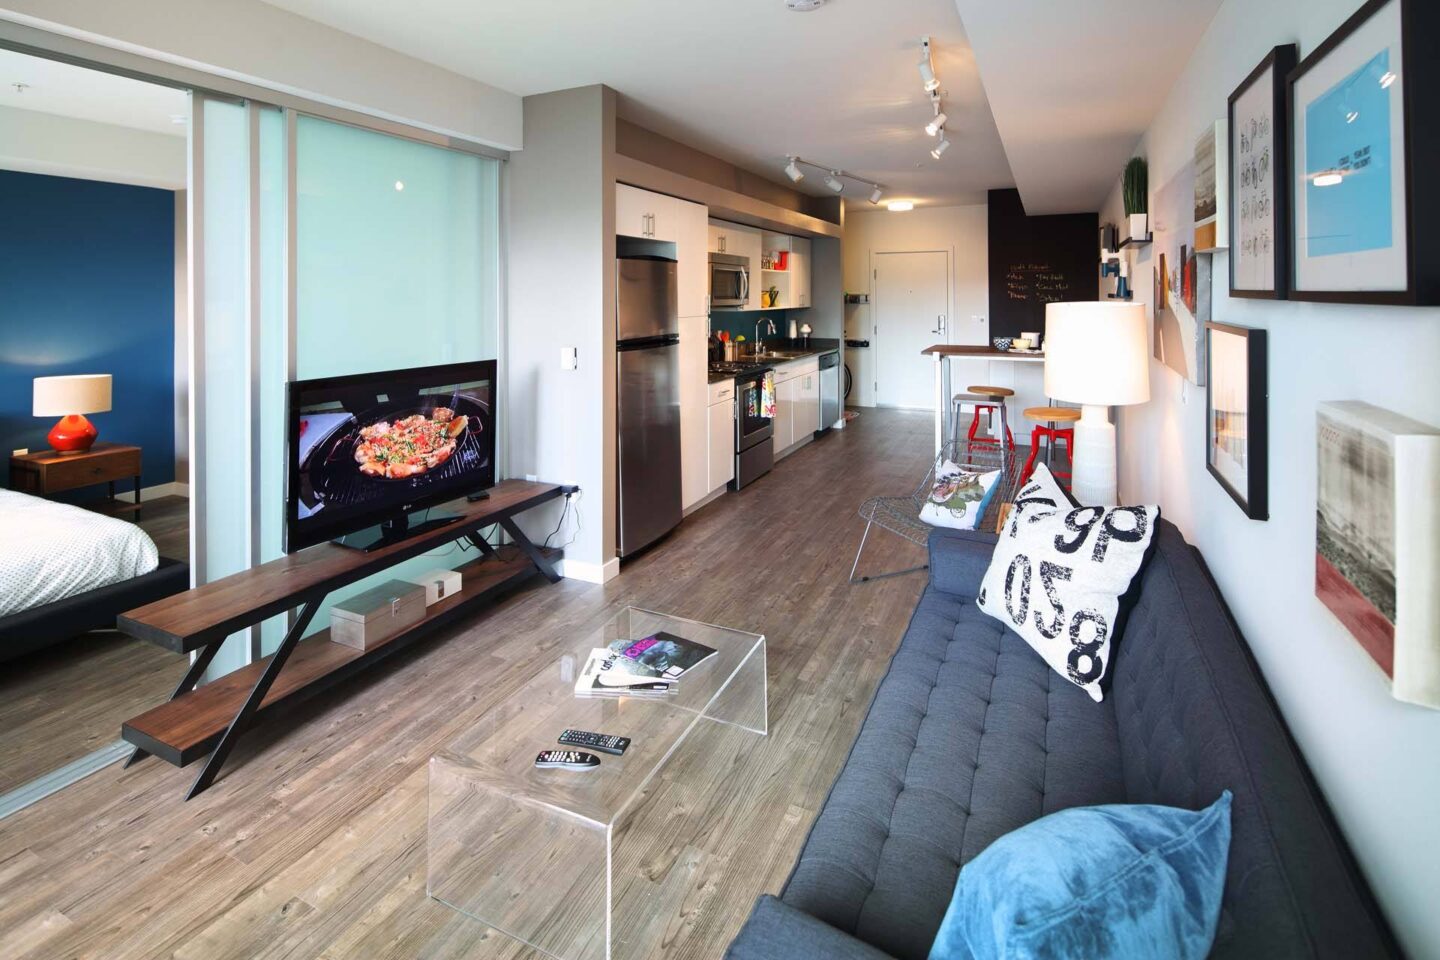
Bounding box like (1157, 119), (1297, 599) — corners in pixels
(616, 253), (682, 558)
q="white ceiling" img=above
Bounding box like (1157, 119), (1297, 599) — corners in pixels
(953, 0), (1223, 215)
(0, 48), (188, 136)
(258, 0), (1014, 209)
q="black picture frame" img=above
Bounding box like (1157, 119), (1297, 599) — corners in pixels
(1205, 322), (1268, 520)
(1229, 44), (1297, 299)
(1286, 0), (1440, 304)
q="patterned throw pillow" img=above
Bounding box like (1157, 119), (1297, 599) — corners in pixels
(919, 462), (1001, 530)
(976, 464), (1159, 702)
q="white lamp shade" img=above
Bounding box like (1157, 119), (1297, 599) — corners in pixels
(1043, 302), (1150, 406)
(33, 374), (112, 417)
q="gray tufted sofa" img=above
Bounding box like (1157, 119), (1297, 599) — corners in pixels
(725, 521), (1398, 960)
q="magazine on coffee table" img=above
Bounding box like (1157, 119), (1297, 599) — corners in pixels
(573, 648), (675, 699)
(604, 631), (717, 682)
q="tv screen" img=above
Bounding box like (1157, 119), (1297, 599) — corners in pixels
(284, 360), (496, 553)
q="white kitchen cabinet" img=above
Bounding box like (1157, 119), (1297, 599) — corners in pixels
(680, 315), (711, 510)
(772, 377), (795, 455)
(707, 396), (735, 494)
(795, 367), (821, 436)
(616, 183), (677, 241)
(675, 198), (708, 319)
(789, 236), (812, 308)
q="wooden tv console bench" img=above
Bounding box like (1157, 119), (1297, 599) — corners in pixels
(119, 479), (576, 799)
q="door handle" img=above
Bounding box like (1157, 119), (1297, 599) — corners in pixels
(931, 314), (947, 335)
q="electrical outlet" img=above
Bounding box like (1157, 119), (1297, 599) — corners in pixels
(560, 346), (578, 370)
(525, 474), (538, 483)
(12, 448), (28, 457)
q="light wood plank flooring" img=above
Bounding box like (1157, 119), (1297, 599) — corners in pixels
(0, 409), (937, 959)
(0, 496), (190, 795)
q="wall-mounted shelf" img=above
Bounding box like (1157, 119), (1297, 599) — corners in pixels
(1118, 235), (1152, 249)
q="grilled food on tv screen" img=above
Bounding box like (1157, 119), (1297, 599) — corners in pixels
(284, 361), (496, 552)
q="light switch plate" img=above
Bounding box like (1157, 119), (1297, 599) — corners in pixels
(560, 347), (578, 370)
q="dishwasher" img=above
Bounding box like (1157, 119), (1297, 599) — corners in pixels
(816, 351), (840, 435)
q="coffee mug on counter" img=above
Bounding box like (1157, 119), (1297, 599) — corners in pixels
(1022, 331), (1041, 348)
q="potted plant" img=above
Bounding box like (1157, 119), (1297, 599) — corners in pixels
(1123, 157), (1148, 241)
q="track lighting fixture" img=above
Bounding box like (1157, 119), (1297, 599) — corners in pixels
(869, 185), (883, 205)
(918, 37), (939, 93)
(926, 112), (947, 137)
(784, 157), (804, 182)
(930, 136), (951, 160)
(824, 171), (845, 193)
(781, 157), (886, 201)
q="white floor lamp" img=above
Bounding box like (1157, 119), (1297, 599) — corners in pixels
(1042, 301), (1150, 506)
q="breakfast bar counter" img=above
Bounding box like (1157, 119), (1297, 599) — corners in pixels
(922, 343), (1047, 454)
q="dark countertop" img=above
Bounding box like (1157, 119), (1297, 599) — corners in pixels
(707, 338), (839, 383)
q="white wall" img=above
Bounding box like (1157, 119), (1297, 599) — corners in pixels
(505, 85), (617, 583)
(1100, 0), (1440, 953)
(842, 204), (989, 407)
(0, 105), (185, 188)
(0, 0), (521, 150)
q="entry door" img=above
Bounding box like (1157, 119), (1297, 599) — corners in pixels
(874, 250), (949, 409)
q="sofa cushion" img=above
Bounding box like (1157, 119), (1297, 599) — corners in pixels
(781, 577), (1127, 960)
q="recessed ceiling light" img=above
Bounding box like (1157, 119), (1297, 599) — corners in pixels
(887, 201), (915, 212)
(824, 171), (845, 193)
(784, 0), (826, 9)
(784, 157), (804, 182)
(394, 180), (405, 191)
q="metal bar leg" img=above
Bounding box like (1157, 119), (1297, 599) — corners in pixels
(848, 519), (929, 584)
(497, 518), (562, 584)
(467, 531), (500, 561)
(848, 520), (874, 584)
(186, 597), (321, 800)
(124, 638), (224, 768)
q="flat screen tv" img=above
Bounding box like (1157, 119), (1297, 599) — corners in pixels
(284, 360), (496, 553)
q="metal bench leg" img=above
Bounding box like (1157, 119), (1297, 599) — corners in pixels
(124, 638), (224, 769)
(848, 519), (929, 584)
(186, 596), (322, 799)
(497, 517), (562, 584)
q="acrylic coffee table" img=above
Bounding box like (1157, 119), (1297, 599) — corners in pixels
(427, 607), (767, 960)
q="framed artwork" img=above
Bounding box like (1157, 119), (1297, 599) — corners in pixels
(1229, 44), (1297, 298)
(1205, 323), (1267, 520)
(1316, 402), (1440, 708)
(1193, 120), (1228, 252)
(1288, 0), (1440, 304)
(1151, 163), (1210, 385)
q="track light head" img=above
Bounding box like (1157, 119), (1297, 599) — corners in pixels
(930, 137), (951, 160)
(824, 171), (845, 193)
(869, 185), (883, 204)
(926, 112), (948, 137)
(918, 37), (940, 93)
(784, 157), (804, 182)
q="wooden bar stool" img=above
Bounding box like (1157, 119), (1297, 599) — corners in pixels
(1021, 406), (1081, 485)
(966, 386), (1015, 453)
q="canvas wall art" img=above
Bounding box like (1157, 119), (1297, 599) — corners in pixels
(1289, 0), (1440, 304)
(1151, 163), (1210, 385)
(1205, 323), (1267, 520)
(1193, 120), (1228, 252)
(1316, 401), (1440, 708)
(1229, 44), (1297, 298)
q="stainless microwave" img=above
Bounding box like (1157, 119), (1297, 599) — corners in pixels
(709, 252), (750, 309)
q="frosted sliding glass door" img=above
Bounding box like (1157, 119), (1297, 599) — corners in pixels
(293, 115), (500, 631)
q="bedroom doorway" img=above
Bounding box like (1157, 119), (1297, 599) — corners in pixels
(0, 49), (194, 805)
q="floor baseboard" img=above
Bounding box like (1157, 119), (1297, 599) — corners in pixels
(558, 556), (619, 584)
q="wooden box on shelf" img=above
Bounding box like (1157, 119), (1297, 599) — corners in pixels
(329, 579), (426, 650)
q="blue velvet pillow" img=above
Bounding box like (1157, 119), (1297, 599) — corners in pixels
(929, 791), (1232, 960)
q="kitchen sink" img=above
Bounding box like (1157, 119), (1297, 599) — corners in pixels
(746, 350), (811, 361)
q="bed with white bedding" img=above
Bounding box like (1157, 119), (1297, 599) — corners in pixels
(0, 489), (186, 661)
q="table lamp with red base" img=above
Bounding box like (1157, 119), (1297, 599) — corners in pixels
(33, 374), (113, 454)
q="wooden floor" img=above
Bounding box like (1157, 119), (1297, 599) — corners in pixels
(0, 409), (938, 960)
(0, 497), (191, 795)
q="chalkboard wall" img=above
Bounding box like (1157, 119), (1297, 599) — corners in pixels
(987, 188), (1099, 339)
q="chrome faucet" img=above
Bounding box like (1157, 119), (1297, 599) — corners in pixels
(753, 316), (776, 356)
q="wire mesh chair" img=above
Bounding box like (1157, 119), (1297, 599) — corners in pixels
(849, 439), (1015, 583)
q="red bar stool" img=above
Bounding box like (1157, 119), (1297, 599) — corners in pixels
(1021, 406), (1081, 485)
(965, 385), (1015, 450)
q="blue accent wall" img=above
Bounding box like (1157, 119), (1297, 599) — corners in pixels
(0, 170), (176, 493)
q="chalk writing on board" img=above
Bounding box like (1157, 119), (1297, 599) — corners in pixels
(1005, 263), (1073, 303)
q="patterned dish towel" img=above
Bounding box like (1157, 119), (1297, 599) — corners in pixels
(760, 371), (776, 419)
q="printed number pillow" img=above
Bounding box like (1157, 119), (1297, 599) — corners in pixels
(977, 464), (1158, 701)
(920, 462), (1001, 530)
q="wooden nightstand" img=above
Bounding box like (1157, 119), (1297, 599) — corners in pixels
(9, 442), (144, 520)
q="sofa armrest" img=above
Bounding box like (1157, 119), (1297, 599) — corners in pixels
(927, 527), (998, 597)
(724, 896), (898, 960)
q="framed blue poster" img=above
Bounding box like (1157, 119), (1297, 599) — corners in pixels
(1288, 0), (1440, 304)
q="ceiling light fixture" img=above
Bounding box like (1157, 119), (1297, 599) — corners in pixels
(888, 201), (915, 212)
(394, 180), (405, 191)
(824, 171), (845, 193)
(869, 185), (884, 204)
(784, 157), (804, 182)
(930, 136), (951, 160)
(926, 112), (948, 137)
(784, 0), (826, 10)
(918, 37), (940, 93)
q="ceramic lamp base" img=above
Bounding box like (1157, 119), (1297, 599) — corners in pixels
(48, 414), (98, 454)
(1070, 404), (1117, 506)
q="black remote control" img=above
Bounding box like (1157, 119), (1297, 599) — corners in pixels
(559, 729), (631, 756)
(534, 750), (600, 770)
